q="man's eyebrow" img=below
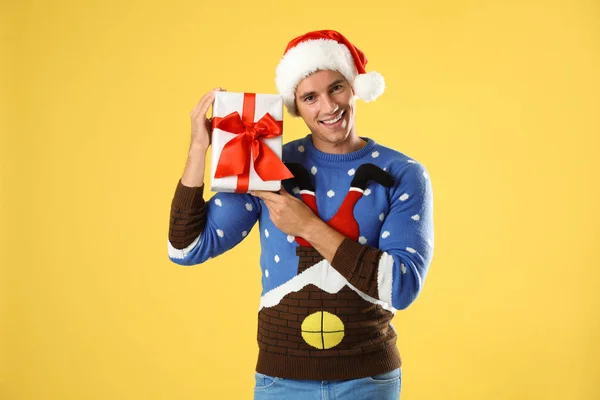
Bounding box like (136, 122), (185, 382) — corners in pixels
(297, 90), (316, 99)
(297, 80), (346, 99)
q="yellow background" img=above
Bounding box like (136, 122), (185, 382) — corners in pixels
(2, 0), (599, 398)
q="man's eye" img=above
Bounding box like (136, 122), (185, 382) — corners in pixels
(331, 85), (342, 92)
(303, 96), (314, 102)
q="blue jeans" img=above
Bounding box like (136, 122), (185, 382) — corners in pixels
(253, 368), (401, 400)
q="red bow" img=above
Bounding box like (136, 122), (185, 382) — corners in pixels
(212, 93), (293, 192)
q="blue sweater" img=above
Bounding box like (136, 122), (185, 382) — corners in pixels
(168, 134), (434, 312)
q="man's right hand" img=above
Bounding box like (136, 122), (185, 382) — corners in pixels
(189, 87), (224, 151)
(181, 87), (224, 187)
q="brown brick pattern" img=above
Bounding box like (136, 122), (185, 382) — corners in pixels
(169, 180), (207, 249)
(296, 246), (327, 273)
(331, 238), (384, 300)
(257, 246), (396, 358)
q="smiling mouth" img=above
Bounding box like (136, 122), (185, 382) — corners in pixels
(319, 110), (345, 125)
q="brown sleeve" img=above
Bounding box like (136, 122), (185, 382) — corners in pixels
(168, 179), (207, 249)
(330, 238), (382, 299)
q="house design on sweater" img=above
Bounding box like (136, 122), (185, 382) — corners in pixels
(256, 163), (397, 356)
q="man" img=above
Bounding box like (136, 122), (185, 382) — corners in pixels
(168, 30), (434, 399)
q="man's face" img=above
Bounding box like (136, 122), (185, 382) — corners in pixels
(294, 70), (356, 147)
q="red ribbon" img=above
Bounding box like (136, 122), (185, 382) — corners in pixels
(212, 93), (293, 193)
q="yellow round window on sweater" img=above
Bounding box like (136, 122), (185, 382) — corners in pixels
(301, 311), (345, 349)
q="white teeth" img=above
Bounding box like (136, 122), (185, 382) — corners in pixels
(321, 111), (344, 124)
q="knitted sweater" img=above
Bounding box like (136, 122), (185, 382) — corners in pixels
(167, 134), (434, 380)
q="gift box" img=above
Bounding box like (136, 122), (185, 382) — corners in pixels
(210, 92), (293, 193)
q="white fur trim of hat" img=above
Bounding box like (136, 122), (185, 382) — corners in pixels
(275, 30), (385, 117)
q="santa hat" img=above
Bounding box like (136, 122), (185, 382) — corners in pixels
(275, 30), (385, 117)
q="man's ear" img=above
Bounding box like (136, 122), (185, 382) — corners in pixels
(350, 84), (357, 100)
(293, 98), (305, 119)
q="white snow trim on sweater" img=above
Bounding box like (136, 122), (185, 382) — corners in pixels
(377, 252), (394, 307)
(259, 259), (396, 314)
(167, 234), (200, 260)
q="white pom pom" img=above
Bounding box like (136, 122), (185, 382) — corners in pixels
(353, 71), (385, 102)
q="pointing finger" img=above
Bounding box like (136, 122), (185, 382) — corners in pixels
(279, 186), (294, 197)
(251, 190), (281, 203)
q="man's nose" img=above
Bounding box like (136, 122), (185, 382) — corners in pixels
(321, 95), (339, 115)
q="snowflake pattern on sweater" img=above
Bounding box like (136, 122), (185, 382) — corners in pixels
(168, 135), (433, 311)
(167, 134), (434, 380)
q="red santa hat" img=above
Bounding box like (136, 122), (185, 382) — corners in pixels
(275, 30), (385, 117)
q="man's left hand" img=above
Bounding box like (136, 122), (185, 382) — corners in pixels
(251, 187), (317, 238)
